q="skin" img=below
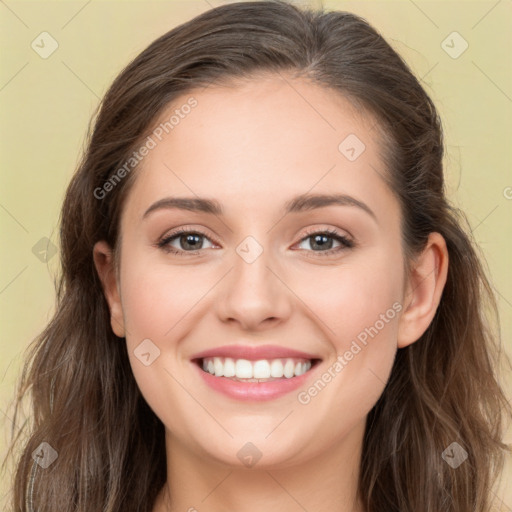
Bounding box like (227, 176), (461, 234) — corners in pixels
(93, 73), (448, 512)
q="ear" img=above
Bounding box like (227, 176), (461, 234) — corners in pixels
(397, 232), (449, 349)
(93, 240), (126, 338)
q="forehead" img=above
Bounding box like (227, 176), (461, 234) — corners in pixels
(124, 73), (395, 222)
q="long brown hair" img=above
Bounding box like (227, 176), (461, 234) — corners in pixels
(3, 1), (511, 510)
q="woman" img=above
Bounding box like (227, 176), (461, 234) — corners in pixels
(5, 1), (511, 511)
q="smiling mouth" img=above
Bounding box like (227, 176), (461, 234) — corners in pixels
(194, 357), (321, 382)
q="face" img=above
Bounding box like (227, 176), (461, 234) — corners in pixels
(94, 73), (431, 470)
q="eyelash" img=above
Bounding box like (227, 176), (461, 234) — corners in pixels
(157, 226), (355, 258)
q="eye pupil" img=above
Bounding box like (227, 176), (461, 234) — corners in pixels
(181, 233), (202, 250)
(310, 234), (333, 251)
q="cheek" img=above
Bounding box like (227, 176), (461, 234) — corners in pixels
(117, 259), (202, 433)
(296, 252), (403, 411)
(301, 251), (403, 345)
(120, 259), (208, 340)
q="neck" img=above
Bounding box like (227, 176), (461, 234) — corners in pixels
(153, 420), (366, 512)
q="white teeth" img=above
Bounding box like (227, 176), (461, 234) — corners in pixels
(270, 359), (284, 378)
(213, 357), (223, 377)
(235, 359), (253, 378)
(200, 357), (313, 379)
(253, 360), (271, 379)
(283, 359), (295, 378)
(223, 357), (235, 377)
(294, 362), (308, 376)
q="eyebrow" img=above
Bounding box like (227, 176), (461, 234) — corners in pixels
(142, 193), (377, 222)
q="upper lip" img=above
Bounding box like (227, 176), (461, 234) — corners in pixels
(191, 344), (321, 361)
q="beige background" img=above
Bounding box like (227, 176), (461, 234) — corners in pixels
(1, 0), (511, 509)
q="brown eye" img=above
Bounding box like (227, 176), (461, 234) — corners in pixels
(158, 228), (216, 255)
(296, 228), (354, 256)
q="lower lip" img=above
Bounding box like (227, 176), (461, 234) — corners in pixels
(193, 361), (319, 401)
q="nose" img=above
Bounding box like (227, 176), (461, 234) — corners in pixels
(215, 241), (293, 332)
